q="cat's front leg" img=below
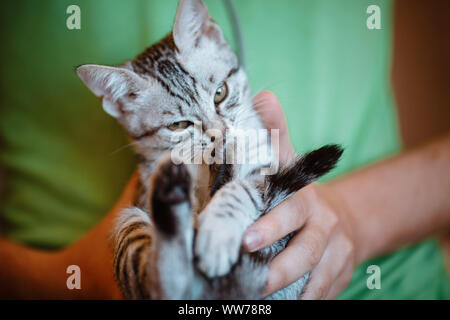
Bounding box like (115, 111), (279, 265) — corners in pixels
(195, 180), (262, 277)
(113, 157), (195, 299)
(149, 157), (196, 299)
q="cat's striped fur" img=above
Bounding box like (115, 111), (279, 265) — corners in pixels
(77, 0), (342, 299)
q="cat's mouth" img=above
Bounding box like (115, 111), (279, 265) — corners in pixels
(209, 163), (232, 197)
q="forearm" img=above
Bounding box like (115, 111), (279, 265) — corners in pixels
(0, 173), (137, 299)
(329, 133), (450, 264)
(0, 239), (62, 298)
(0, 213), (120, 299)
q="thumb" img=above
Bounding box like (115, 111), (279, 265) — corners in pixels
(253, 91), (295, 164)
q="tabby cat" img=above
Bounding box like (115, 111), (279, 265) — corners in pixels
(77, 0), (342, 299)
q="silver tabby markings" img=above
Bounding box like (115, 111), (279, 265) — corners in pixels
(77, 0), (343, 299)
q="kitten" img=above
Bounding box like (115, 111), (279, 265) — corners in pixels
(77, 0), (342, 299)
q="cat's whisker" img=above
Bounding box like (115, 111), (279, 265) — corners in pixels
(251, 79), (287, 96)
(109, 141), (138, 156)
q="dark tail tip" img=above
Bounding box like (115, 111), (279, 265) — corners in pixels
(264, 144), (344, 209)
(300, 144), (344, 179)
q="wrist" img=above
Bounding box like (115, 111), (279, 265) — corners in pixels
(323, 182), (370, 265)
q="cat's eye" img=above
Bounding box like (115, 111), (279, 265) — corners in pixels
(214, 82), (228, 104)
(167, 121), (193, 131)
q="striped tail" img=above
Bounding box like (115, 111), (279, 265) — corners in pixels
(263, 144), (344, 212)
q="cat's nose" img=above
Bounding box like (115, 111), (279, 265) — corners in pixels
(206, 130), (224, 146)
(209, 120), (226, 132)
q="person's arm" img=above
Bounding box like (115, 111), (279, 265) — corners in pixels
(331, 133), (450, 263)
(0, 173), (138, 299)
(243, 91), (450, 299)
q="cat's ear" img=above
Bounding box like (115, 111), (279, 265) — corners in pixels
(173, 0), (226, 53)
(76, 64), (147, 118)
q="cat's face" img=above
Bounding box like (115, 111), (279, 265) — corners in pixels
(77, 0), (260, 162)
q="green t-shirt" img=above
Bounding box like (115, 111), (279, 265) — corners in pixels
(0, 0), (448, 299)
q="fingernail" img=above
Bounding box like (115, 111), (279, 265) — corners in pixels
(243, 231), (262, 252)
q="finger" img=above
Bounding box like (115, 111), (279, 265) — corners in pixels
(253, 91), (295, 163)
(325, 264), (353, 300)
(300, 234), (349, 300)
(243, 194), (308, 252)
(263, 223), (330, 297)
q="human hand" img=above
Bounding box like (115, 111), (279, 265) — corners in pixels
(245, 91), (357, 299)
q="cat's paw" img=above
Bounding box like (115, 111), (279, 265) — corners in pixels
(195, 213), (243, 277)
(151, 158), (191, 236)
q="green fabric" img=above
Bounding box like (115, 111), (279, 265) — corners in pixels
(0, 0), (448, 299)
